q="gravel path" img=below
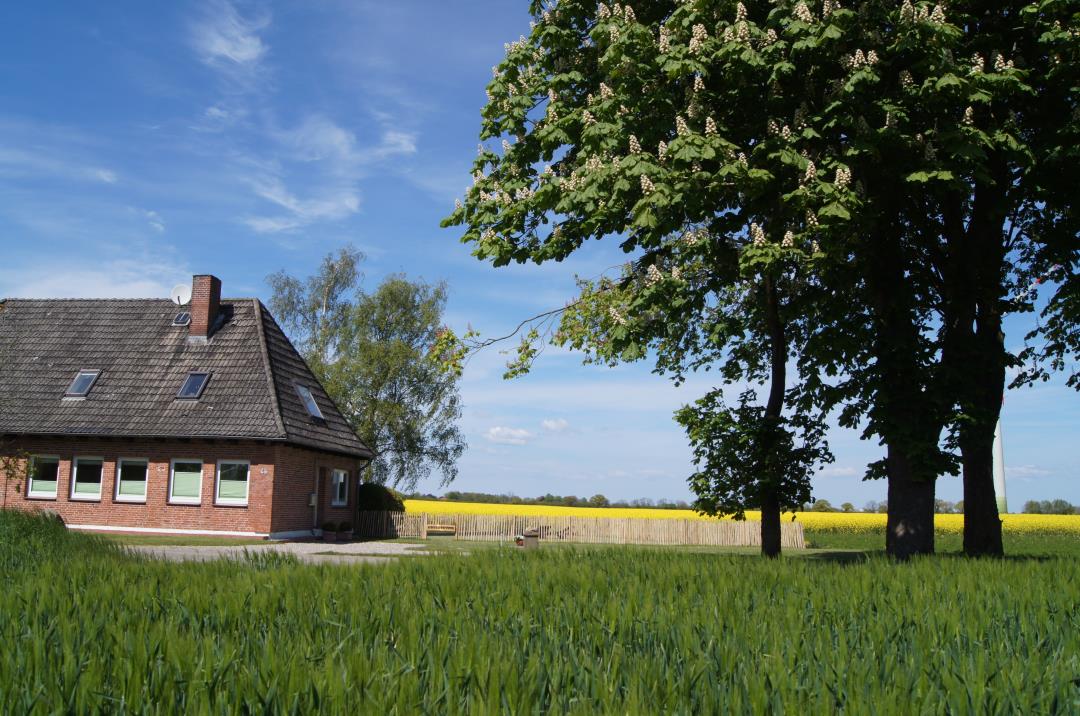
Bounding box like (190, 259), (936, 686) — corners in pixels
(129, 540), (437, 565)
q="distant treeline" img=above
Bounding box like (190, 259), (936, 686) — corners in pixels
(1023, 499), (1078, 515)
(406, 493), (1080, 515)
(405, 491), (693, 510)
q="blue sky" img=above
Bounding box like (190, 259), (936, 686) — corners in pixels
(1, 1), (1076, 508)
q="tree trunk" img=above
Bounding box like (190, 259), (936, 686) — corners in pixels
(760, 490), (782, 558)
(958, 298), (1006, 556)
(885, 445), (936, 558)
(961, 435), (1003, 556)
(863, 215), (941, 560)
(943, 170), (1008, 557)
(760, 276), (786, 558)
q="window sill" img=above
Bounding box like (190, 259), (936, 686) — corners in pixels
(26, 494), (57, 501)
(214, 501), (249, 508)
(168, 500), (202, 506)
(70, 495), (102, 502)
(114, 497), (147, 504)
(330, 502), (348, 508)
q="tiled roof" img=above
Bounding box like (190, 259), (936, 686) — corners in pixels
(0, 298), (373, 458)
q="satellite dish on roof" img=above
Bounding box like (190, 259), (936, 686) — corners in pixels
(170, 283), (192, 306)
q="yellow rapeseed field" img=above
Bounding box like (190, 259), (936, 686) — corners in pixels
(404, 499), (1080, 535)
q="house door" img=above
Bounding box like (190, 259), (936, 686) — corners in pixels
(313, 466), (328, 530)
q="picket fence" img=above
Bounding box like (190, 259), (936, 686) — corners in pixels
(355, 510), (805, 549)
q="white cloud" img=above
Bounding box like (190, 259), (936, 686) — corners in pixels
(0, 257), (188, 300)
(372, 129), (417, 159)
(191, 0), (269, 70)
(1006, 465), (1052, 479)
(241, 116), (416, 234)
(817, 465), (860, 478)
(243, 174), (360, 233)
(0, 147), (119, 186)
(541, 418), (570, 433)
(144, 210), (166, 233)
(277, 115), (357, 162)
(484, 426), (533, 446)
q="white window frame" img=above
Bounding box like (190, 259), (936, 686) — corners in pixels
(330, 469), (349, 507)
(27, 455), (61, 499)
(215, 460), (250, 507)
(69, 456), (104, 501)
(114, 458), (149, 504)
(168, 458), (204, 505)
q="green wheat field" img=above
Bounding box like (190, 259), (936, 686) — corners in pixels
(2, 510), (1078, 714)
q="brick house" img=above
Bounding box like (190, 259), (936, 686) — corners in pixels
(0, 275), (373, 539)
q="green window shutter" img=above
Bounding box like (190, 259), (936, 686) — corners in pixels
(73, 460), (103, 496)
(118, 480), (146, 497)
(171, 463), (202, 500)
(30, 457), (60, 496)
(217, 463), (249, 502)
(31, 479), (58, 495)
(118, 462), (147, 497)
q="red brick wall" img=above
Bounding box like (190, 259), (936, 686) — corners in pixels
(189, 274), (221, 339)
(0, 436), (362, 537)
(270, 444), (362, 534)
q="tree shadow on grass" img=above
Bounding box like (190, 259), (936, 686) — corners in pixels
(797, 550), (873, 564)
(796, 549), (1061, 565)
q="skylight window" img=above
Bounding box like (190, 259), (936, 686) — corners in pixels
(65, 370), (100, 397)
(172, 312), (191, 327)
(177, 372), (211, 399)
(295, 385), (325, 420)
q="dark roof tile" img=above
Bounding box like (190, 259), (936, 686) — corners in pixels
(0, 298), (372, 458)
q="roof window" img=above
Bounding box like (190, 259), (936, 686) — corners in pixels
(177, 372), (211, 400)
(295, 385), (325, 420)
(65, 370), (100, 397)
(172, 312), (191, 327)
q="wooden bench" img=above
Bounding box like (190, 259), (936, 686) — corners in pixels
(426, 523), (457, 537)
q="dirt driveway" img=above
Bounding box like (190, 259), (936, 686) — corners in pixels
(128, 539), (437, 565)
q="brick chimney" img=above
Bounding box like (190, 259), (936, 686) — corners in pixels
(189, 274), (222, 341)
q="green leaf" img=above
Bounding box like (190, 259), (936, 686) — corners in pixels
(818, 202), (850, 220)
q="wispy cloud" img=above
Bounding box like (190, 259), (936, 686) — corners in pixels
(241, 116), (417, 234)
(191, 0), (270, 73)
(0, 256), (189, 300)
(183, 3), (424, 238)
(143, 210), (166, 233)
(1006, 465), (1052, 480)
(541, 418), (570, 433)
(0, 147), (119, 186)
(484, 426), (533, 446)
(817, 466), (860, 478)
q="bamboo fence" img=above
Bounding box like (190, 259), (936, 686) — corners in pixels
(355, 510), (805, 549)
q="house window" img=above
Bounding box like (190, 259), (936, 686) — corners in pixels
(27, 456), (60, 499)
(169, 460), (203, 504)
(331, 469), (348, 506)
(65, 370), (100, 397)
(215, 461), (250, 506)
(177, 372), (210, 400)
(70, 457), (104, 501)
(295, 385), (325, 420)
(115, 459), (148, 502)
